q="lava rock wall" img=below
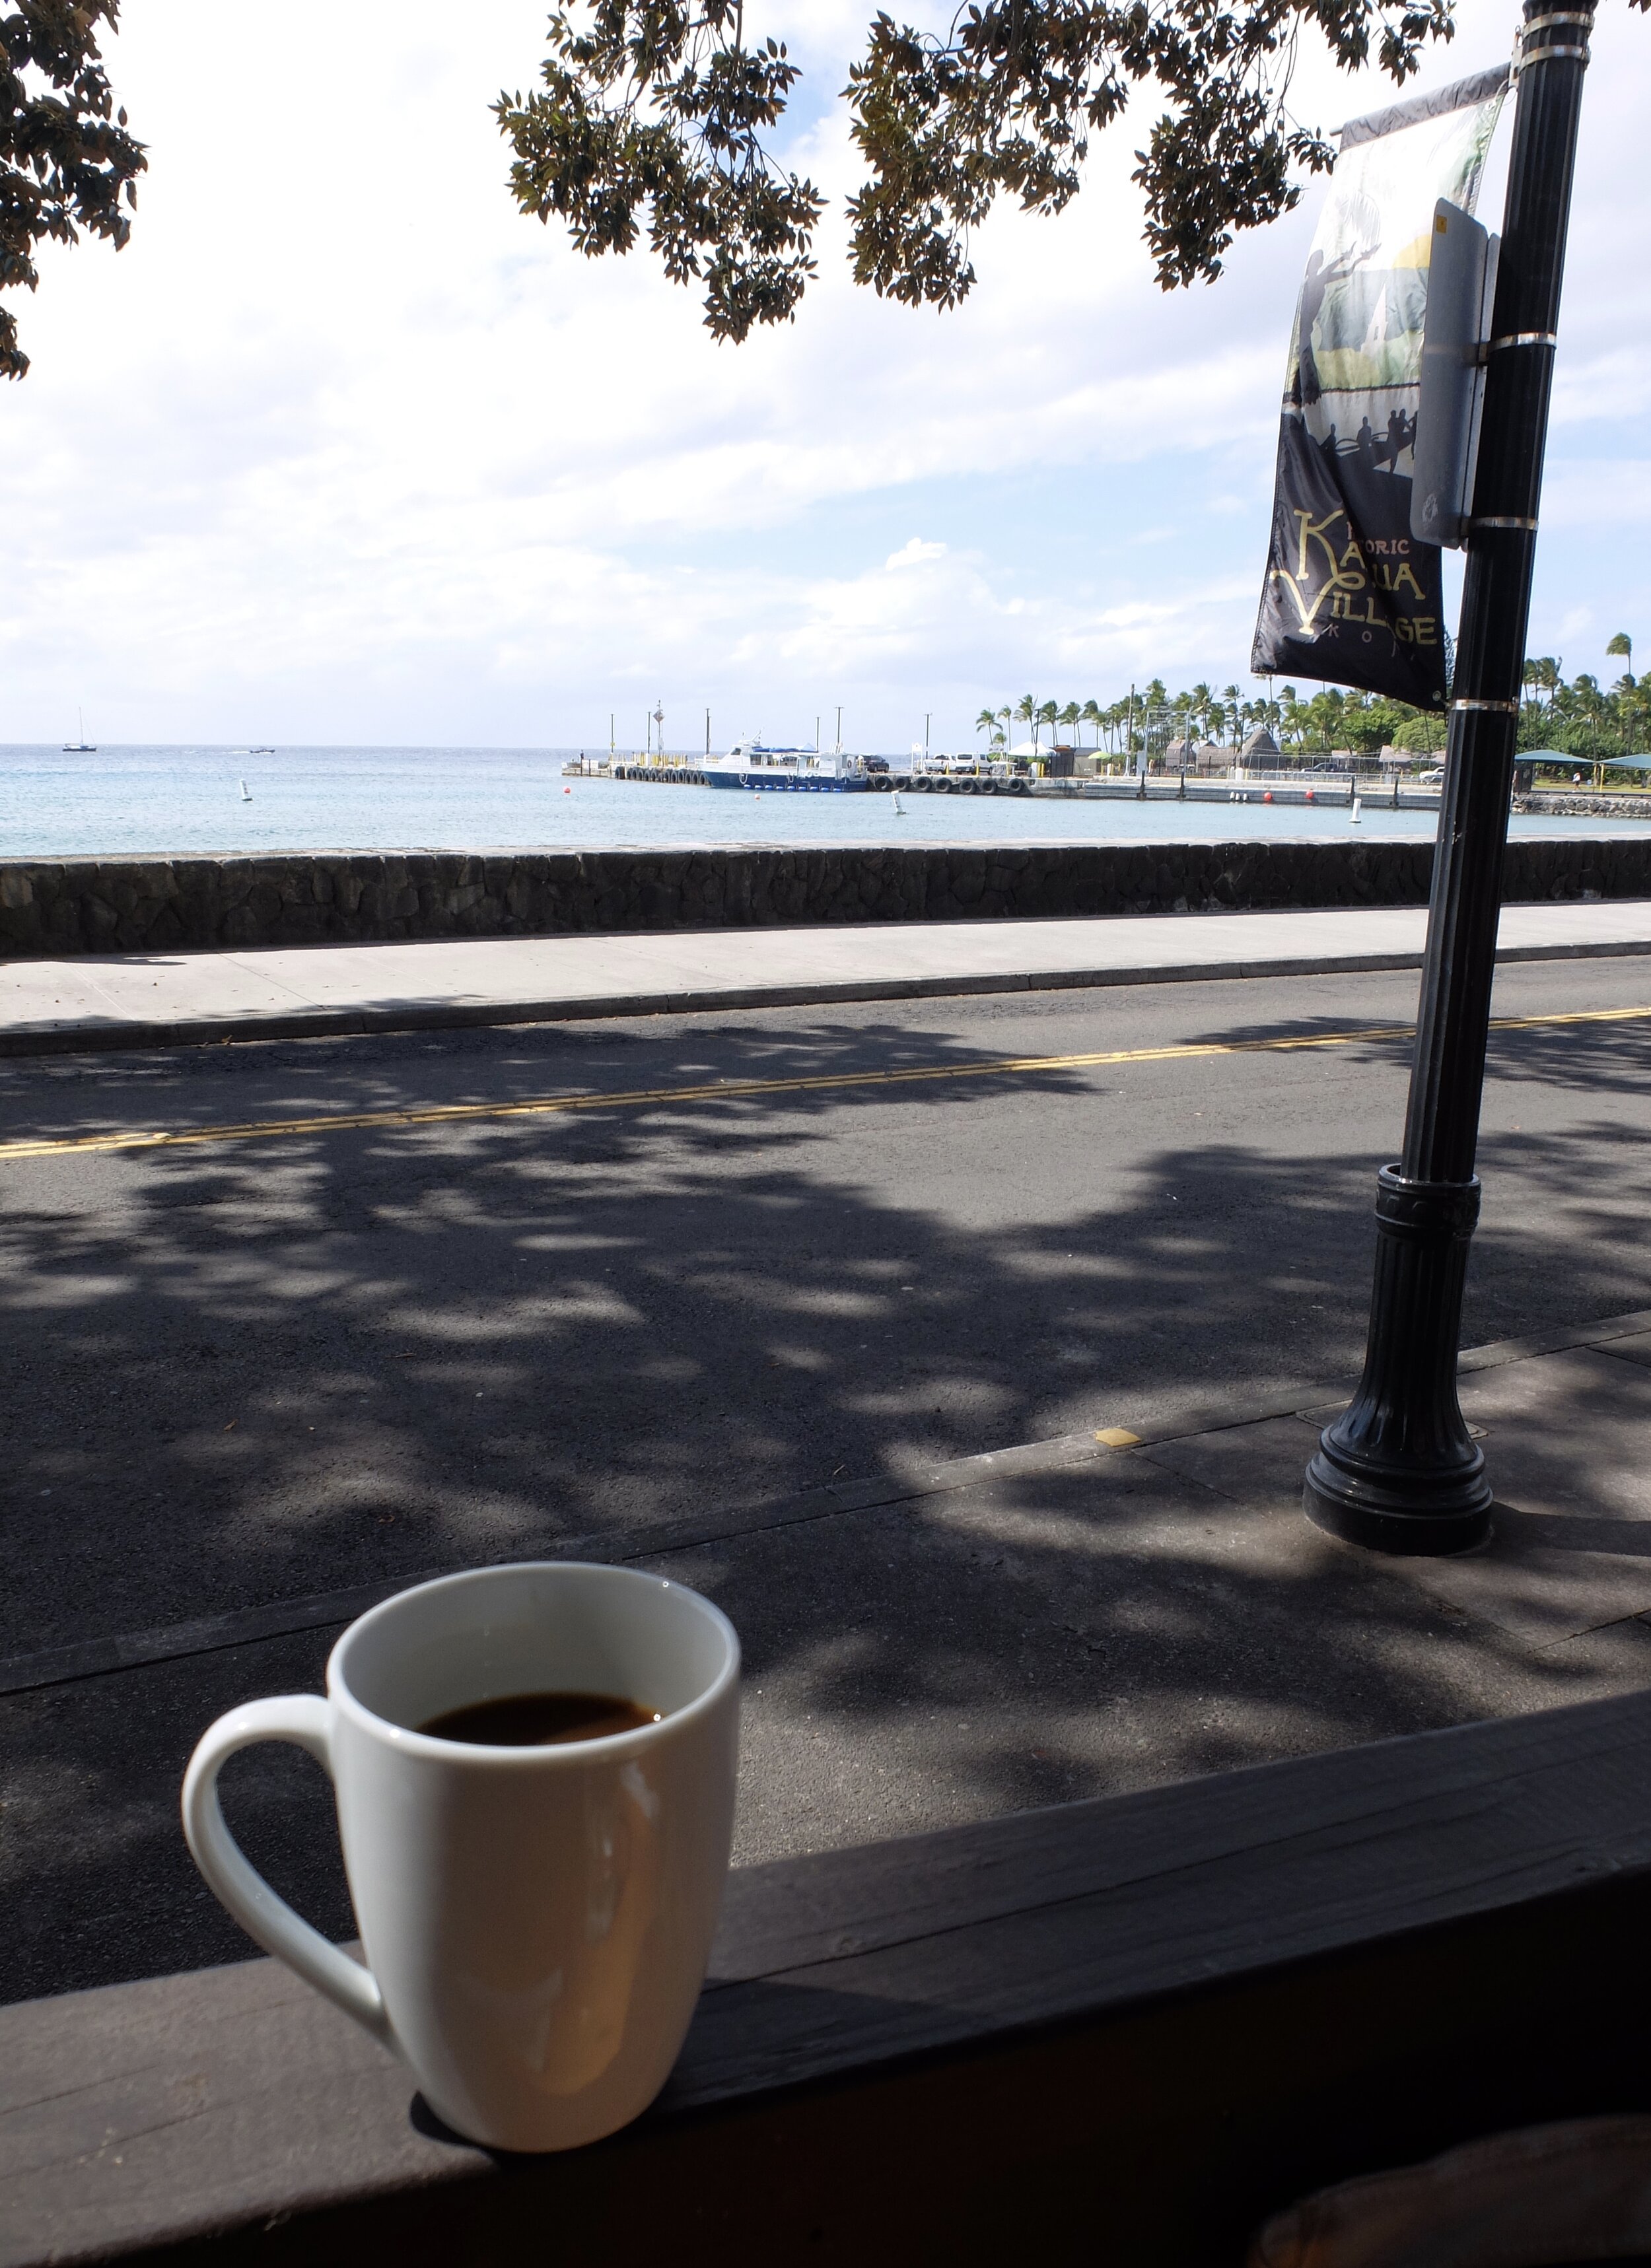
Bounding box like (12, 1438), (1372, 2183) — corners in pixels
(1, 837), (1647, 959)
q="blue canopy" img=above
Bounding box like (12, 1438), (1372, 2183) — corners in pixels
(1521, 749), (1651, 772)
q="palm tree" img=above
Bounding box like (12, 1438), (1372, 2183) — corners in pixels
(1277, 684), (1299, 748)
(1037, 699), (1059, 745)
(1138, 681), (1165, 766)
(1603, 638), (1638, 759)
(999, 704), (1014, 748)
(1080, 698), (1102, 747)
(1222, 685), (1242, 746)
(1524, 656), (1562, 721)
(1059, 700), (1082, 745)
(1606, 636), (1634, 758)
(975, 707), (1000, 745)
(1015, 694), (1038, 751)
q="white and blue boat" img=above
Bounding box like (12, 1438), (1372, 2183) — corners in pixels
(702, 739), (874, 793)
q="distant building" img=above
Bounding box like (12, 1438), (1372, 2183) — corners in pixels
(1166, 738), (1232, 772)
(1242, 726), (1281, 758)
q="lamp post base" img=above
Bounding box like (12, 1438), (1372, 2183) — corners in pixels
(1302, 1167), (1494, 1558)
(1304, 1443), (1493, 1556)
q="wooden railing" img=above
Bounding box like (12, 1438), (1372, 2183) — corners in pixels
(6, 1690), (1651, 2265)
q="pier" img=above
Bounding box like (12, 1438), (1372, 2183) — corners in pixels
(562, 753), (1038, 796)
(1034, 774), (1444, 811)
(564, 753), (1446, 809)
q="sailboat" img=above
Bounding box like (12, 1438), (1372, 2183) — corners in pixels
(62, 707), (96, 753)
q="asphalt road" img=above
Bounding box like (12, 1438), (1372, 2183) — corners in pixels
(3, 956), (1650, 2001)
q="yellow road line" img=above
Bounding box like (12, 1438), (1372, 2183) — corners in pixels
(2, 1001), (1648, 1165)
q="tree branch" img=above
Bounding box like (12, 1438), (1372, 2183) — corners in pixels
(1, 0), (146, 378)
(501, 0), (1461, 334)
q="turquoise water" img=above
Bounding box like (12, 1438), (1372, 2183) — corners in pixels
(1, 743), (1643, 857)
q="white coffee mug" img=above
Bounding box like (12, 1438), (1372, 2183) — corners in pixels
(182, 1562), (740, 2151)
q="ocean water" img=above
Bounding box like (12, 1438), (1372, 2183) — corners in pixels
(1, 743), (1644, 858)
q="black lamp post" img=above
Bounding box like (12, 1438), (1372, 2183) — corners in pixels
(1304, 0), (1595, 1554)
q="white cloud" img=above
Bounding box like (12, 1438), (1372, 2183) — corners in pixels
(885, 539), (948, 570)
(1, 0), (1648, 746)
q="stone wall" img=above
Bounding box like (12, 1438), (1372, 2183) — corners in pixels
(2, 836), (1648, 959)
(1514, 792), (1651, 821)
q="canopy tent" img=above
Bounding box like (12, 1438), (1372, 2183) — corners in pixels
(1522, 748), (1651, 772)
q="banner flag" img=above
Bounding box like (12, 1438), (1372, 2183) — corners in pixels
(1251, 65), (1508, 708)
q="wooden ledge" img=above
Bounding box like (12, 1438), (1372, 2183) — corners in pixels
(6, 1693), (1651, 2265)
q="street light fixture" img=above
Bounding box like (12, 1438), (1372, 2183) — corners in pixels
(1305, 0), (1595, 1554)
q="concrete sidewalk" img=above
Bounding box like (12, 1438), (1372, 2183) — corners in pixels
(9, 1297), (1651, 2004)
(4, 897), (1650, 1053)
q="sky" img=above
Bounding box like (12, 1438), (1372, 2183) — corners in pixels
(1, 0), (1648, 754)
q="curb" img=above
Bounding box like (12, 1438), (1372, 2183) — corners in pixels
(2, 932), (1649, 1058)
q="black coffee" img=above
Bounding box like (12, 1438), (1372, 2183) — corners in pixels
(420, 1691), (661, 1747)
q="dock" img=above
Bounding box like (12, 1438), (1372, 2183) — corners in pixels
(563, 754), (1442, 810)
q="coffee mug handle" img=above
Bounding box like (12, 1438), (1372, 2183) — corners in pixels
(182, 1696), (390, 2042)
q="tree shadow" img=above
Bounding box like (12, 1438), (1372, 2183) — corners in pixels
(2, 1004), (1648, 2003)
(0, 1011), (1088, 1141)
(1185, 991), (1651, 1102)
(4, 1000), (1647, 1651)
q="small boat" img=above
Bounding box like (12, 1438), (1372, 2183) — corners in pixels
(248, 745), (274, 754)
(701, 738), (875, 794)
(62, 707), (95, 753)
